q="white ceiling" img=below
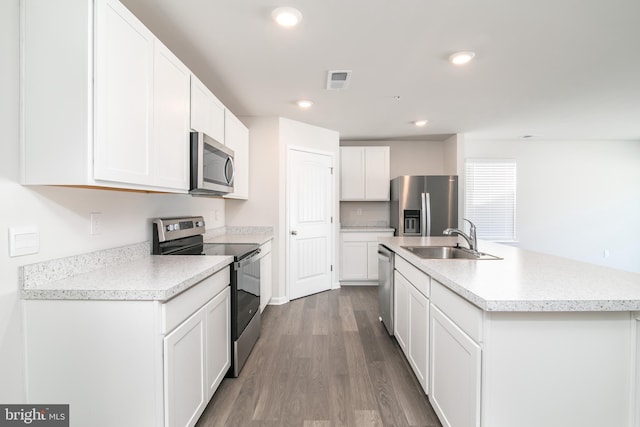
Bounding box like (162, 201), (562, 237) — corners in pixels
(121, 0), (640, 141)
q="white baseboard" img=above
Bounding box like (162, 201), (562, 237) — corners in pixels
(339, 281), (378, 286)
(268, 296), (289, 306)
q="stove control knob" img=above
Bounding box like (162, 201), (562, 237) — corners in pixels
(196, 220), (205, 227)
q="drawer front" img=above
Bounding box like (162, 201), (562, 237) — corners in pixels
(431, 280), (483, 343)
(395, 255), (430, 298)
(162, 267), (230, 334)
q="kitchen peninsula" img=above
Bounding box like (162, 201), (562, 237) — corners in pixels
(380, 236), (640, 427)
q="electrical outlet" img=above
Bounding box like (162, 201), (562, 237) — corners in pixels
(90, 213), (102, 235)
(603, 249), (610, 258)
(356, 208), (362, 216)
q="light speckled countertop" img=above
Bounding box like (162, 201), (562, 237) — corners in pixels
(341, 226), (395, 233)
(20, 242), (233, 301)
(204, 226), (273, 245)
(379, 236), (640, 312)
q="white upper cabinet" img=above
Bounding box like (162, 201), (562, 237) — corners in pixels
(190, 75), (225, 144)
(223, 110), (249, 200)
(94, 0), (154, 185)
(21, 0), (190, 192)
(152, 41), (191, 190)
(340, 146), (390, 200)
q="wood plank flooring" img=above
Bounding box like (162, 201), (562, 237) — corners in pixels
(196, 286), (442, 427)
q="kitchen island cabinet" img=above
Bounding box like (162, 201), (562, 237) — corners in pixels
(21, 247), (233, 427)
(380, 236), (640, 427)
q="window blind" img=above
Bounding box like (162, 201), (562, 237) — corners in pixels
(464, 159), (517, 242)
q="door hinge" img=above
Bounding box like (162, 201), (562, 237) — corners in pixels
(330, 167), (334, 175)
(331, 216), (333, 224)
(330, 265), (333, 272)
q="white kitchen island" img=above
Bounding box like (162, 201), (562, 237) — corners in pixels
(379, 236), (640, 427)
(20, 242), (233, 427)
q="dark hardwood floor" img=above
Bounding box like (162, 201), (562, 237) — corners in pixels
(196, 286), (442, 427)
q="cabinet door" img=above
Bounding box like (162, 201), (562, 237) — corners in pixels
(205, 287), (230, 398)
(367, 242), (380, 280)
(190, 75), (225, 143)
(364, 146), (390, 200)
(223, 111), (249, 199)
(164, 309), (207, 427)
(260, 251), (273, 312)
(408, 285), (429, 393)
(394, 271), (410, 354)
(430, 305), (481, 427)
(340, 147), (365, 200)
(94, 0), (154, 185)
(153, 40), (190, 190)
(341, 241), (368, 280)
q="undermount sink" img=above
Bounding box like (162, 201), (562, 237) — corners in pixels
(401, 245), (502, 260)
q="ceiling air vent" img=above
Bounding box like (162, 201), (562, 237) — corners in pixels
(326, 70), (352, 90)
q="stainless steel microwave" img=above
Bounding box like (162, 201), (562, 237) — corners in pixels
(190, 132), (235, 196)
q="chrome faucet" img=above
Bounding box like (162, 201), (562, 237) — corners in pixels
(443, 218), (478, 252)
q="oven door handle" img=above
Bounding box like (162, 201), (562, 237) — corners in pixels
(234, 248), (262, 269)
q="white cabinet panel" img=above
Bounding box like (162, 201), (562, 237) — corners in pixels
(408, 285), (429, 393)
(94, 0), (154, 185)
(367, 242), (380, 279)
(260, 242), (273, 312)
(341, 241), (368, 280)
(164, 309), (207, 427)
(153, 40), (190, 190)
(223, 111), (249, 199)
(340, 147), (366, 200)
(394, 270), (410, 353)
(190, 75), (225, 143)
(364, 146), (390, 200)
(430, 305), (481, 427)
(340, 146), (390, 201)
(205, 287), (230, 398)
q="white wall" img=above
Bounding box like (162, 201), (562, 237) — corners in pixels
(0, 0), (226, 402)
(464, 138), (640, 272)
(226, 117), (340, 302)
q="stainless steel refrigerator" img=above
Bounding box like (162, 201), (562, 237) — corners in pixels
(390, 175), (458, 236)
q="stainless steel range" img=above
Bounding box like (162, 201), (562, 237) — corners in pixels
(152, 216), (262, 377)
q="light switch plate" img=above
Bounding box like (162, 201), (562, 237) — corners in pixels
(9, 225), (39, 257)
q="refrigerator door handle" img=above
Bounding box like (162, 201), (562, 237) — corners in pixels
(421, 192), (431, 236)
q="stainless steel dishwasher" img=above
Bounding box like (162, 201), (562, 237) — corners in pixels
(378, 244), (394, 335)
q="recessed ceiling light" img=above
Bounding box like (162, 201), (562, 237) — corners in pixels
(272, 7), (303, 27)
(297, 99), (313, 109)
(449, 51), (475, 65)
(414, 120), (429, 127)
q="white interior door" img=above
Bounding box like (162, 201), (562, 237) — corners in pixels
(288, 148), (334, 300)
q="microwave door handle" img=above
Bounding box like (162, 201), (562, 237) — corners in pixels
(225, 156), (235, 185)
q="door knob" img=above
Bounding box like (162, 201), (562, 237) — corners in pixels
(291, 230), (298, 235)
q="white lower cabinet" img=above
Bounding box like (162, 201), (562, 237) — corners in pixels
(429, 305), (481, 427)
(394, 270), (410, 353)
(23, 268), (231, 427)
(394, 257), (430, 394)
(164, 307), (207, 427)
(340, 230), (394, 282)
(164, 286), (230, 427)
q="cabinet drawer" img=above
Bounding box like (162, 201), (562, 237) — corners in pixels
(162, 267), (230, 334)
(341, 231), (394, 242)
(395, 256), (430, 298)
(431, 280), (483, 343)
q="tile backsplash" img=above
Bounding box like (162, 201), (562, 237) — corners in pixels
(340, 201), (390, 227)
